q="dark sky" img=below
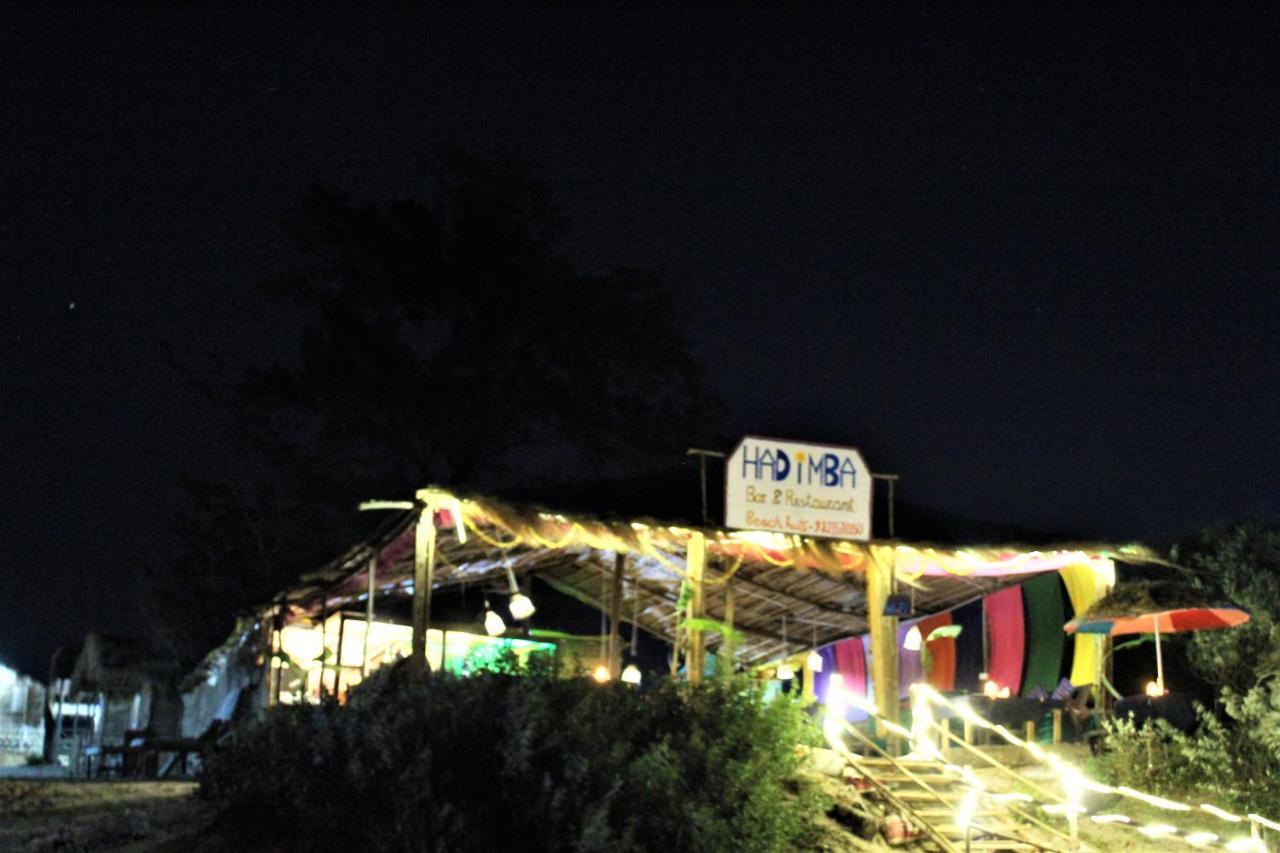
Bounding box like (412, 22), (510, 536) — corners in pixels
(3, 3), (1278, 676)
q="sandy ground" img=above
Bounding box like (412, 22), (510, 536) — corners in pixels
(0, 779), (213, 852)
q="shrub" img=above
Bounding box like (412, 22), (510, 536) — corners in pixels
(203, 659), (826, 852)
(1088, 704), (1280, 817)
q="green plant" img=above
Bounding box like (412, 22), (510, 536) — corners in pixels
(1088, 705), (1280, 817)
(203, 660), (826, 852)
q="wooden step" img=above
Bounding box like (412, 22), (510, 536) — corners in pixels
(873, 772), (963, 785)
(933, 822), (1023, 837)
(851, 756), (946, 768)
(891, 788), (966, 802)
(912, 806), (1009, 819)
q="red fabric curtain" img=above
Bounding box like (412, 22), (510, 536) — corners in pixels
(833, 636), (867, 701)
(917, 611), (956, 691)
(984, 585), (1026, 695)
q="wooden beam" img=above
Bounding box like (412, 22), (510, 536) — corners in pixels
(705, 566), (861, 622)
(609, 552), (625, 677)
(866, 548), (899, 732)
(686, 532), (706, 685)
(410, 506), (436, 678)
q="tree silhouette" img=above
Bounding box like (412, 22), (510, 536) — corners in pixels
(148, 155), (723, 665)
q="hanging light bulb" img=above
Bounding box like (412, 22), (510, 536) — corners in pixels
(508, 592), (536, 621)
(775, 613), (794, 679)
(903, 625), (922, 651)
(621, 664), (642, 685)
(592, 664), (612, 683)
(503, 564), (535, 620)
(807, 625), (822, 672)
(483, 601), (506, 637)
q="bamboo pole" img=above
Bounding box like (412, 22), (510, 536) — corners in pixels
(866, 548), (900, 731)
(362, 555), (376, 677)
(410, 502), (437, 678)
(686, 531), (707, 684)
(609, 552), (625, 678)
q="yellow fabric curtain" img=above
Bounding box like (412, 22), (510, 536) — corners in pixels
(1059, 562), (1107, 685)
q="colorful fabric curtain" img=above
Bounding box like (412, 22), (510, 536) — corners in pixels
(812, 644), (839, 704)
(1059, 564), (1105, 686)
(1021, 572), (1066, 696)
(897, 620), (925, 697)
(834, 636), (867, 698)
(984, 585), (1026, 695)
(952, 599), (985, 693)
(917, 610), (956, 691)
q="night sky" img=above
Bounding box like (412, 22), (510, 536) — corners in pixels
(3, 4), (1278, 676)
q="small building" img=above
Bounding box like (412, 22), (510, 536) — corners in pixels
(0, 658), (45, 768)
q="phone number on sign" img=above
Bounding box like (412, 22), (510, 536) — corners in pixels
(813, 520), (865, 536)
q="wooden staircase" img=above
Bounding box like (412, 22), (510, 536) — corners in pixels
(838, 752), (1066, 851)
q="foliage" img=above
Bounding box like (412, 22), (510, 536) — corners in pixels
(203, 660), (826, 852)
(1171, 523), (1280, 694)
(1088, 707), (1280, 817)
(148, 154), (724, 668)
(1087, 524), (1280, 818)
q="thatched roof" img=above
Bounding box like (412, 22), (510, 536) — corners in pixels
(70, 632), (157, 696)
(1075, 580), (1240, 620)
(262, 487), (1155, 665)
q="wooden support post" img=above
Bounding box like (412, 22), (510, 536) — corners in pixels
(963, 719), (974, 745)
(362, 555), (376, 677)
(410, 502), (437, 678)
(317, 601), (329, 700)
(866, 548), (900, 732)
(686, 531), (707, 685)
(334, 614), (348, 700)
(724, 576), (735, 630)
(942, 718), (953, 758)
(609, 552), (625, 678)
(1024, 720), (1036, 744)
(1052, 709), (1063, 744)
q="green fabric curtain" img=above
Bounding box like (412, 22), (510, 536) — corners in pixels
(1020, 572), (1065, 696)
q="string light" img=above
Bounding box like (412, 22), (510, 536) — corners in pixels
(1202, 805), (1244, 823)
(1184, 831), (1219, 846)
(592, 664), (611, 683)
(483, 601), (505, 637)
(955, 787), (980, 833)
(620, 664), (641, 685)
(1249, 814), (1280, 832)
(807, 625), (822, 672)
(508, 593), (535, 621)
(1138, 823), (1178, 837)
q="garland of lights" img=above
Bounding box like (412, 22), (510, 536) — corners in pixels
(821, 677), (1276, 851)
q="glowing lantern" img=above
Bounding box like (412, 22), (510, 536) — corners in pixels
(483, 603), (506, 637)
(903, 625), (922, 651)
(621, 664), (642, 685)
(508, 592), (536, 621)
(776, 662), (796, 681)
(592, 664), (612, 683)
(806, 650), (823, 672)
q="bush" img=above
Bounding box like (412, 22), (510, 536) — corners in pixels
(1088, 704), (1280, 817)
(202, 659), (826, 852)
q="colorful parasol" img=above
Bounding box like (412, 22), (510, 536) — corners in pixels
(1064, 581), (1249, 690)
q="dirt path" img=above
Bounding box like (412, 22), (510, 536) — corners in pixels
(0, 780), (213, 852)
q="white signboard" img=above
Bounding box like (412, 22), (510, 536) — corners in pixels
(725, 436), (872, 541)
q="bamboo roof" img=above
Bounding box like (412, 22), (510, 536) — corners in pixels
(268, 488), (1155, 665)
